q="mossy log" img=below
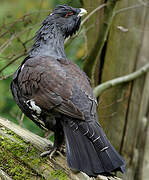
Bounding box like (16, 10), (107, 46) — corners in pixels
(0, 117), (122, 180)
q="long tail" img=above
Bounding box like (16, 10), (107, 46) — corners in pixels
(61, 119), (125, 176)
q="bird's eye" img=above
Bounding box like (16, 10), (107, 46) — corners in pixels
(64, 12), (74, 18)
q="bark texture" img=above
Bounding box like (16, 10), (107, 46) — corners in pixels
(83, 0), (149, 180)
(0, 117), (121, 180)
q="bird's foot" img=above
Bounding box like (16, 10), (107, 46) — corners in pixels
(59, 144), (66, 155)
(40, 145), (65, 159)
(57, 150), (65, 158)
(40, 146), (57, 159)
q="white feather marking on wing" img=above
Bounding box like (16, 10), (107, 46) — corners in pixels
(26, 100), (41, 114)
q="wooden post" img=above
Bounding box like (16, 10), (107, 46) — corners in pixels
(82, 0), (149, 179)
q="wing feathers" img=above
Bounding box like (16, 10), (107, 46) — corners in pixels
(17, 56), (86, 120)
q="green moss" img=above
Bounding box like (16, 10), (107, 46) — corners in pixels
(50, 170), (68, 180)
(0, 134), (44, 179)
(0, 129), (68, 180)
(0, 150), (36, 179)
(0, 129), (45, 162)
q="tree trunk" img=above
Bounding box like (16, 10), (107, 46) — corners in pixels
(82, 0), (149, 180)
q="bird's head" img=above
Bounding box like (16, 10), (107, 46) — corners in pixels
(45, 5), (87, 38)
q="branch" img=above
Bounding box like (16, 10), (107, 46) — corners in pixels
(0, 117), (122, 180)
(0, 74), (12, 81)
(81, 3), (107, 26)
(0, 34), (15, 54)
(115, 2), (149, 15)
(0, 52), (27, 74)
(0, 10), (50, 38)
(0, 23), (40, 54)
(93, 63), (149, 97)
(0, 169), (12, 180)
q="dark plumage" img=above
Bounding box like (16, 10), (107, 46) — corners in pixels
(11, 5), (125, 176)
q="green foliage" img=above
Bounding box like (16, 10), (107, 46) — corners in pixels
(0, 0), (85, 137)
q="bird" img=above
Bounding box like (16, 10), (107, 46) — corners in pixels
(11, 5), (125, 177)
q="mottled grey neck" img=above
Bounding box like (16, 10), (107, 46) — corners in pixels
(29, 21), (66, 60)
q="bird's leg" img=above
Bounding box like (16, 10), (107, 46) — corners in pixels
(40, 120), (65, 158)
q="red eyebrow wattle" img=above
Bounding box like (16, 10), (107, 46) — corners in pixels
(65, 12), (74, 17)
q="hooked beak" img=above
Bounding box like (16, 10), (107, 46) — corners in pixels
(78, 8), (87, 17)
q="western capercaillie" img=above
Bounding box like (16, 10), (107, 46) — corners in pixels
(11, 5), (125, 176)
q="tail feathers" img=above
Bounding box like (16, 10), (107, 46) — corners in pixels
(62, 120), (105, 176)
(62, 120), (125, 176)
(79, 121), (125, 173)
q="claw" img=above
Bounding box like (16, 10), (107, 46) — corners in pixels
(40, 150), (53, 157)
(59, 144), (66, 155)
(40, 144), (66, 158)
(40, 147), (57, 158)
(57, 150), (65, 158)
(49, 148), (57, 159)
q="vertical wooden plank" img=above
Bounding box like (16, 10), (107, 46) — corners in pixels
(140, 14), (149, 177)
(82, 0), (149, 179)
(82, 0), (105, 82)
(142, 113), (149, 180)
(97, 1), (148, 179)
(130, 9), (149, 180)
(83, 1), (118, 86)
(98, 0), (146, 146)
(82, 0), (103, 55)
